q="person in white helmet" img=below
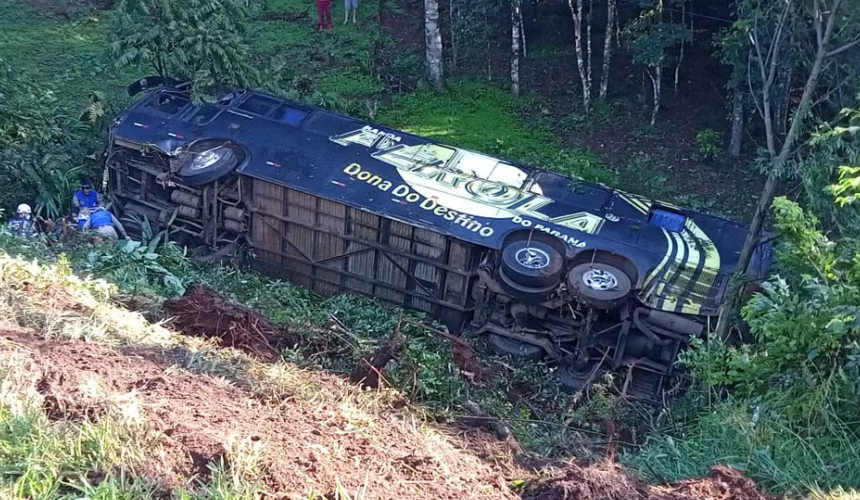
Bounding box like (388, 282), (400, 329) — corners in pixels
(7, 204), (38, 238)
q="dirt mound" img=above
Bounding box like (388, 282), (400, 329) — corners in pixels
(527, 462), (778, 500)
(163, 283), (291, 361)
(0, 328), (517, 499)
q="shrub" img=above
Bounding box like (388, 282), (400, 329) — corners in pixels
(695, 129), (722, 160)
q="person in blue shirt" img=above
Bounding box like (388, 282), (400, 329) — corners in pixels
(72, 180), (100, 217)
(7, 203), (38, 238)
(81, 207), (128, 242)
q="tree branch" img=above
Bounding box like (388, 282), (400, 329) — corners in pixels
(826, 36), (860, 58)
(775, 0), (843, 164)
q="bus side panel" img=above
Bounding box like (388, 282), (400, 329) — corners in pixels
(245, 178), (480, 330)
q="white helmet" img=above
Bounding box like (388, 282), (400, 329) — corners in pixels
(17, 204), (31, 214)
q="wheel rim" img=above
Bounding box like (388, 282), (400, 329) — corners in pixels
(582, 268), (619, 291)
(188, 149), (225, 171)
(515, 247), (550, 270)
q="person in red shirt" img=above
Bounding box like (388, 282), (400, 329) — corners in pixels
(316, 0), (333, 31)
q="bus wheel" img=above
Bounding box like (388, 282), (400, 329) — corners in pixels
(178, 139), (244, 186)
(567, 262), (632, 310)
(499, 239), (564, 288)
(556, 363), (595, 392)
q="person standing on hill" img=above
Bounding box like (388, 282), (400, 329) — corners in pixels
(344, 0), (357, 24)
(316, 0), (333, 31)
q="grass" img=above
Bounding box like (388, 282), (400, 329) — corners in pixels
(378, 80), (615, 183)
(622, 395), (860, 498)
(1, 0), (613, 186)
(0, 2), (142, 109)
(0, 221), (619, 462)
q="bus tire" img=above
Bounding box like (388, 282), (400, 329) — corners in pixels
(499, 239), (564, 288)
(178, 139), (242, 186)
(567, 262), (632, 310)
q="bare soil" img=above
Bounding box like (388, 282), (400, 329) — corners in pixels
(527, 462), (779, 500)
(163, 283), (293, 361)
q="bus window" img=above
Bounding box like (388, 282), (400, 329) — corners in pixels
(237, 94), (280, 116)
(271, 104), (310, 126)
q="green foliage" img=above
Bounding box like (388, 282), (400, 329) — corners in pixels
(632, 196), (860, 495)
(0, 63), (102, 219)
(682, 198), (860, 420)
(559, 100), (618, 133)
(801, 107), (860, 233)
(377, 80), (614, 184)
(110, 0), (258, 99)
(623, 9), (690, 72)
(80, 235), (188, 298)
(694, 129), (722, 160)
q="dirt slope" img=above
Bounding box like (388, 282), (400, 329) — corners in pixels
(0, 328), (516, 499)
(0, 325), (781, 500)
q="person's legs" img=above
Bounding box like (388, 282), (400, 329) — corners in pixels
(95, 225), (119, 242)
(317, 1), (325, 30)
(344, 0), (349, 24)
(352, 0), (357, 22)
(324, 1), (332, 29)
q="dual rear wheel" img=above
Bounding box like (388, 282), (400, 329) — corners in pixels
(489, 238), (634, 391)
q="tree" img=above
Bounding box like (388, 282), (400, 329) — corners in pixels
(623, 7), (691, 125)
(568, 0), (593, 111)
(598, 0), (617, 100)
(715, 0), (860, 338)
(110, 0), (257, 100)
(511, 0), (523, 96)
(424, 0), (445, 90)
(714, 23), (748, 158)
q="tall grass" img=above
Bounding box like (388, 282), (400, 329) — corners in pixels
(623, 397), (860, 497)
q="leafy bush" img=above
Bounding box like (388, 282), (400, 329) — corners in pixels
(0, 63), (102, 218)
(695, 129), (722, 160)
(803, 107), (860, 233)
(640, 196), (860, 495)
(682, 197), (860, 425)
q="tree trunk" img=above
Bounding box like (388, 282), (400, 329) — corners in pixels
(586, 0), (593, 95)
(649, 66), (661, 125)
(599, 0), (616, 99)
(450, 0), (457, 72)
(569, 0), (590, 111)
(425, 0), (445, 90)
(673, 0), (687, 94)
(519, 3), (526, 59)
(729, 80), (744, 157)
(511, 2), (521, 96)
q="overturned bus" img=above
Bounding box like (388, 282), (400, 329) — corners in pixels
(102, 77), (773, 398)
